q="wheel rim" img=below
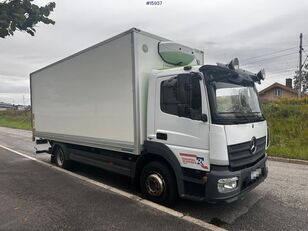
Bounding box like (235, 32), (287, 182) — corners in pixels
(56, 148), (64, 166)
(145, 173), (165, 197)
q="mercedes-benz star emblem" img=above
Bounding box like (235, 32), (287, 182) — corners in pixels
(250, 136), (257, 154)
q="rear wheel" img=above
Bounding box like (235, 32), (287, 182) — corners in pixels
(51, 154), (56, 164)
(140, 161), (177, 205)
(53, 145), (71, 169)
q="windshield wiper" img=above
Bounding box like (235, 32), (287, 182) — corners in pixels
(218, 112), (251, 123)
(248, 112), (261, 114)
(234, 114), (251, 123)
(246, 112), (264, 119)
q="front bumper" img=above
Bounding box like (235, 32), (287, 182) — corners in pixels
(204, 155), (267, 202)
(181, 155), (268, 202)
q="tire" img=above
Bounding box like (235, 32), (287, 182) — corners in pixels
(140, 161), (177, 205)
(53, 145), (71, 169)
(50, 154), (56, 164)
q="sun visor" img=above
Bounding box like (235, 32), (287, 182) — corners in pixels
(158, 41), (195, 66)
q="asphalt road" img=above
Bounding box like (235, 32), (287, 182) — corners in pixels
(0, 147), (207, 231)
(0, 127), (308, 230)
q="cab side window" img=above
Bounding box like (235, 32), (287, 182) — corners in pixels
(190, 77), (202, 114)
(160, 75), (202, 119)
(160, 78), (179, 116)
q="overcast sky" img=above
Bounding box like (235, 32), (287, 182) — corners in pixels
(1, 0), (308, 104)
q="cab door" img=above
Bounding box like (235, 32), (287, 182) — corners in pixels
(153, 73), (210, 171)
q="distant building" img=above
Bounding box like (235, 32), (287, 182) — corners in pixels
(16, 105), (31, 111)
(259, 78), (298, 101)
(0, 102), (14, 110)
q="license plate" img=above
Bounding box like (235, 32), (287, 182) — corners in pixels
(251, 168), (262, 180)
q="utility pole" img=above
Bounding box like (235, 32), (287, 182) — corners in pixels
(298, 33), (303, 98)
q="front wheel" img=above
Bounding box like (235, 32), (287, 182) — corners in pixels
(140, 161), (177, 205)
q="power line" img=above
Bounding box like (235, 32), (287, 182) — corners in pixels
(258, 57), (298, 65)
(270, 67), (296, 73)
(269, 68), (297, 75)
(242, 52), (298, 66)
(244, 57), (298, 66)
(268, 71), (296, 77)
(270, 61), (298, 67)
(241, 47), (297, 62)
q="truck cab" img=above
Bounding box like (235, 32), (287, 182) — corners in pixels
(144, 61), (268, 203)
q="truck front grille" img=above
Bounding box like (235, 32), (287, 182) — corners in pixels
(227, 136), (266, 170)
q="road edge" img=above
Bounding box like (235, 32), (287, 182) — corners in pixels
(0, 144), (226, 231)
(268, 156), (308, 165)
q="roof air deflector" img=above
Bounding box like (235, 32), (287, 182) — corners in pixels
(158, 41), (195, 66)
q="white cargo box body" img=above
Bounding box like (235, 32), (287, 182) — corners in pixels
(31, 28), (204, 154)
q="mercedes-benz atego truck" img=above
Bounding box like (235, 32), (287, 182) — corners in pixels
(31, 28), (268, 205)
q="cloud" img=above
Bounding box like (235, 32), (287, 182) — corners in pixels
(0, 75), (29, 94)
(1, 0), (308, 103)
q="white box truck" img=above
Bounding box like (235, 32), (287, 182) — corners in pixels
(31, 28), (268, 204)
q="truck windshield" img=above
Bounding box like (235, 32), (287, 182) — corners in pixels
(200, 65), (265, 124)
(216, 82), (261, 115)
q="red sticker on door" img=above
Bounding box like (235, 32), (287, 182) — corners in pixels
(180, 153), (208, 169)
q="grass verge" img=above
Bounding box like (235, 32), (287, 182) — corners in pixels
(262, 98), (308, 161)
(0, 109), (31, 130)
(0, 98), (307, 161)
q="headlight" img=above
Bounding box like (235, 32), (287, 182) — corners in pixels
(217, 177), (239, 193)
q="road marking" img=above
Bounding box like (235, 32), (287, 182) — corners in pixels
(0, 144), (226, 231)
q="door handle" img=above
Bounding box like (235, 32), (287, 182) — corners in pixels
(156, 133), (167, 140)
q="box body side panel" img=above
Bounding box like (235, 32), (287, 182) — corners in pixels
(31, 33), (135, 152)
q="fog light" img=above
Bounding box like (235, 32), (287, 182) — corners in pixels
(217, 177), (238, 193)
